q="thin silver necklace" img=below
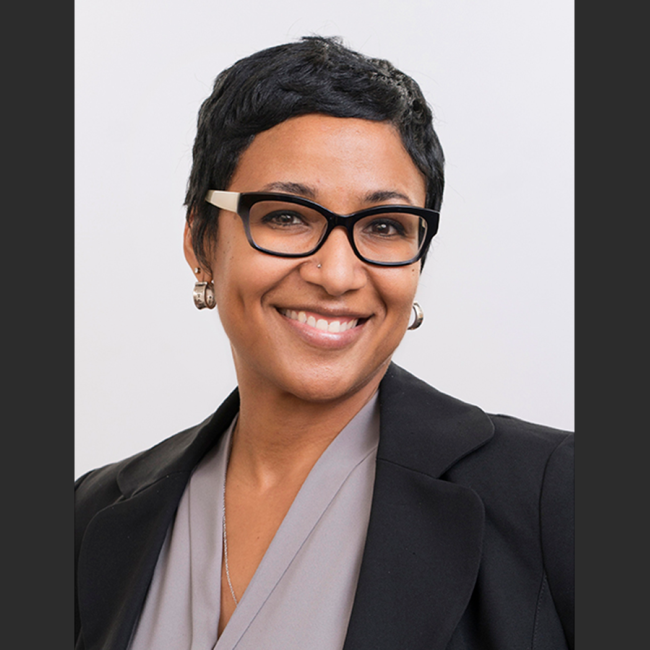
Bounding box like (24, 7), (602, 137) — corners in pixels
(222, 456), (239, 606)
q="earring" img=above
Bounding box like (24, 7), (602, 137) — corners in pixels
(193, 281), (216, 310)
(407, 301), (424, 330)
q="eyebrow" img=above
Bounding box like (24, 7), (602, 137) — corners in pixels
(363, 190), (414, 205)
(259, 181), (317, 199)
(259, 182), (415, 206)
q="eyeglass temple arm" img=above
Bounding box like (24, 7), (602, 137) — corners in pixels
(205, 190), (240, 212)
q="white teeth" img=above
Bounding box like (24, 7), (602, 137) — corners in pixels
(281, 309), (359, 332)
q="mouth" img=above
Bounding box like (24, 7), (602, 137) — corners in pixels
(278, 308), (365, 333)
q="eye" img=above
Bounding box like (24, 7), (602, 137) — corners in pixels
(261, 210), (308, 228)
(363, 217), (407, 238)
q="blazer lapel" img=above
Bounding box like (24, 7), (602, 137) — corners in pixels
(76, 390), (240, 650)
(344, 364), (494, 650)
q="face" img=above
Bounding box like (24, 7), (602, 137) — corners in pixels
(186, 114), (426, 403)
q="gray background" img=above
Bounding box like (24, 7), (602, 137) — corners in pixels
(75, 0), (574, 478)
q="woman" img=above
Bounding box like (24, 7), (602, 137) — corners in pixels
(75, 37), (573, 650)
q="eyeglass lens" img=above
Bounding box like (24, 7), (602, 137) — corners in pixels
(247, 199), (427, 264)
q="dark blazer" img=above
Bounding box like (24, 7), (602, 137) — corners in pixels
(75, 364), (574, 650)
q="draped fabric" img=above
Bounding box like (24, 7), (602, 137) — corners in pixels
(128, 394), (380, 650)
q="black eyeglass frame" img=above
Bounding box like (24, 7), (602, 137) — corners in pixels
(205, 190), (440, 267)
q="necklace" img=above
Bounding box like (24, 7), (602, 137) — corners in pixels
(222, 470), (239, 606)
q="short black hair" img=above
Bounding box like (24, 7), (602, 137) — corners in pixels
(185, 35), (444, 268)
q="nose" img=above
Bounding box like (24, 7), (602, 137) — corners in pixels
(299, 226), (367, 296)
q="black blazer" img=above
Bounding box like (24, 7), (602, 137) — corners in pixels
(75, 364), (574, 650)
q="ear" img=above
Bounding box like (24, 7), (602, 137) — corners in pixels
(183, 221), (211, 281)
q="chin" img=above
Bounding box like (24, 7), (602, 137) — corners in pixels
(275, 357), (390, 405)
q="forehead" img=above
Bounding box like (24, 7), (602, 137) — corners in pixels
(227, 114), (426, 207)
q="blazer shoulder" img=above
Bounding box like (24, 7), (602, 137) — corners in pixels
(443, 412), (574, 528)
(480, 412), (573, 470)
(488, 411), (573, 443)
(75, 456), (132, 529)
(75, 421), (206, 524)
(75, 447), (151, 552)
(75, 389), (240, 547)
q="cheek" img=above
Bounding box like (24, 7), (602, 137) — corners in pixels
(381, 267), (420, 315)
(210, 231), (296, 323)
(210, 214), (257, 294)
(208, 227), (250, 324)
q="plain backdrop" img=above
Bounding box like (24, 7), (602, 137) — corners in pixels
(75, 0), (574, 479)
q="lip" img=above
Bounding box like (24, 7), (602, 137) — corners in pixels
(276, 307), (370, 349)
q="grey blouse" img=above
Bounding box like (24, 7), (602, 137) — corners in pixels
(128, 394), (379, 650)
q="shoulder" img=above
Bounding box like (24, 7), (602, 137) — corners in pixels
(489, 412), (573, 448)
(74, 424), (196, 506)
(75, 387), (240, 526)
(483, 412), (573, 474)
(74, 408), (234, 556)
(448, 412), (573, 589)
(486, 414), (574, 518)
(444, 410), (573, 507)
(73, 438), (178, 550)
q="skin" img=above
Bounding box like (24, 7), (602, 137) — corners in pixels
(183, 114), (427, 634)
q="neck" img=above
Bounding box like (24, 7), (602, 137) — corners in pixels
(228, 368), (385, 490)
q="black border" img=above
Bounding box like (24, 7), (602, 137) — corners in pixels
(7, 2), (74, 645)
(574, 3), (643, 646)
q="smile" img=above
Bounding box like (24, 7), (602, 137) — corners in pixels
(278, 309), (360, 333)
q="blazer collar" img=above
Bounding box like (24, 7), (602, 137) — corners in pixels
(343, 363), (494, 650)
(377, 363), (494, 476)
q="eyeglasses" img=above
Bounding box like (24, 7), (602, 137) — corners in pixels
(204, 190), (439, 266)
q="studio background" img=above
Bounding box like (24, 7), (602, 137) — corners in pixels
(75, 0), (574, 479)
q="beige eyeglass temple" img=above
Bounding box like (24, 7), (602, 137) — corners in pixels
(205, 190), (241, 213)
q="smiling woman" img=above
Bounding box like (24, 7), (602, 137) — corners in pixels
(74, 36), (574, 650)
